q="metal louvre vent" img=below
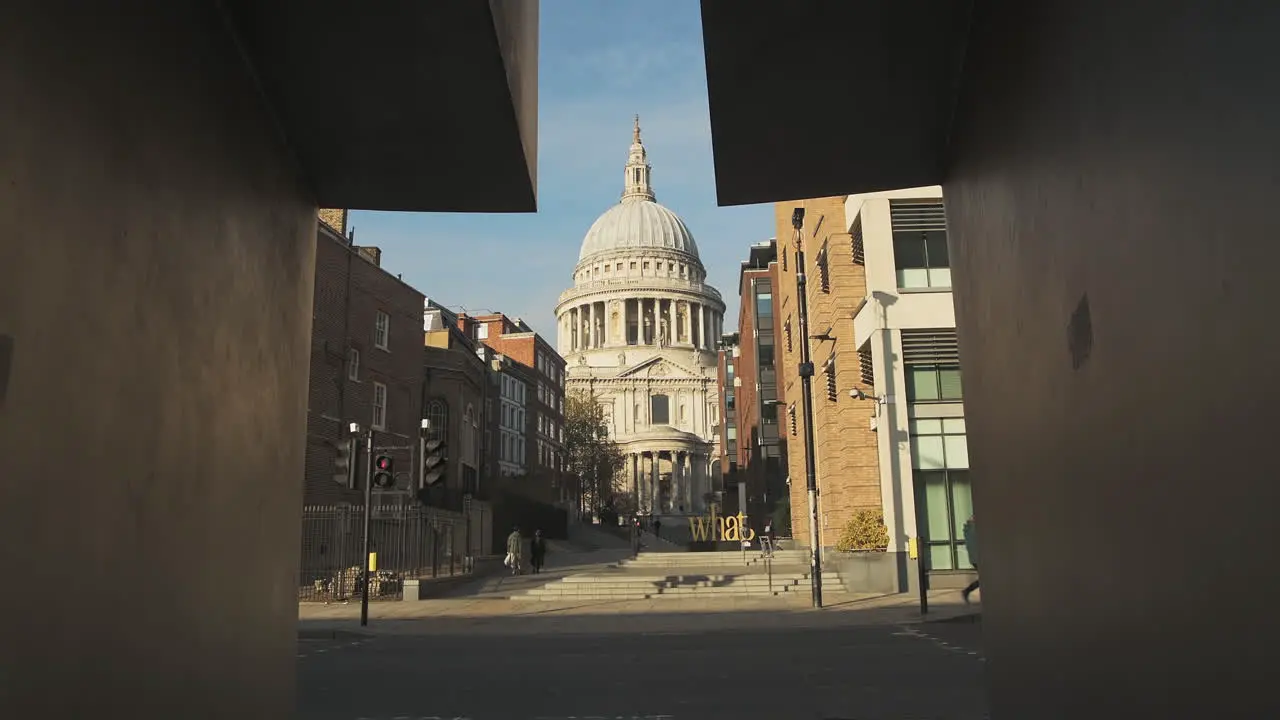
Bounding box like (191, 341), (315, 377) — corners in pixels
(850, 214), (865, 266)
(823, 356), (838, 402)
(787, 403), (797, 436)
(817, 240), (831, 293)
(890, 200), (947, 232)
(901, 329), (960, 365)
(784, 319), (793, 353)
(857, 343), (875, 386)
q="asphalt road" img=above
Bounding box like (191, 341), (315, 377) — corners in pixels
(297, 614), (988, 720)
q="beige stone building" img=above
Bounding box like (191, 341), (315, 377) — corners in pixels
(773, 197), (881, 550)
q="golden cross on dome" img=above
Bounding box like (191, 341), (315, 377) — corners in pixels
(633, 114), (642, 143)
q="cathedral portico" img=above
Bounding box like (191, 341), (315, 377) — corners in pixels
(557, 117), (724, 518)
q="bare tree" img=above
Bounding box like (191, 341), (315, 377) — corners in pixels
(564, 389), (626, 517)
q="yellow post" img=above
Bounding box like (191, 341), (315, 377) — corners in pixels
(368, 552), (378, 572)
(908, 537), (918, 560)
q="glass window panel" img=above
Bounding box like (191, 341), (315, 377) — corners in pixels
(893, 232), (928, 268)
(944, 435), (970, 469)
(949, 470), (973, 533)
(929, 543), (955, 571)
(942, 417), (967, 434)
(908, 366), (941, 401)
(929, 267), (953, 288)
(756, 293), (773, 318)
(939, 367), (963, 399)
(898, 268), (931, 289)
(924, 230), (950, 268)
(956, 542), (973, 570)
(917, 471), (951, 540)
(911, 436), (946, 470)
(910, 418), (943, 435)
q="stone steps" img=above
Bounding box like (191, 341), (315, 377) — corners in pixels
(512, 569), (843, 601)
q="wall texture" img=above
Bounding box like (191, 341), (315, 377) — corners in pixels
(0, 4), (314, 717)
(945, 1), (1280, 717)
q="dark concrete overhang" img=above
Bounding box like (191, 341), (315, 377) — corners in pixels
(699, 0), (971, 206)
(222, 0), (538, 213)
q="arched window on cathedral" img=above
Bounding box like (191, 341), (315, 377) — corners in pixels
(425, 399), (447, 442)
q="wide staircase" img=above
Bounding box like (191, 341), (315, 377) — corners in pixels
(511, 549), (845, 602)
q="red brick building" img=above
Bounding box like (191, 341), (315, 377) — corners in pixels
(716, 240), (787, 532)
(459, 313), (570, 510)
(303, 219), (425, 505)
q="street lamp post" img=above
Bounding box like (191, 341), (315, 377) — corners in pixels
(792, 207), (823, 608)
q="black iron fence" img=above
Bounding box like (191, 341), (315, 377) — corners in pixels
(298, 504), (467, 602)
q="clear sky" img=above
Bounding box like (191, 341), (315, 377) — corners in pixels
(347, 0), (773, 341)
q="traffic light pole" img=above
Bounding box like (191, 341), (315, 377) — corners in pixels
(360, 429), (375, 627)
(793, 207), (823, 609)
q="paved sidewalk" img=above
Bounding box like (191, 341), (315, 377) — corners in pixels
(297, 588), (978, 636)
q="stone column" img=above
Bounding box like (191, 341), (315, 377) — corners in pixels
(667, 299), (676, 346)
(681, 302), (691, 345)
(587, 302), (595, 349)
(651, 451), (660, 514)
(695, 303), (703, 349)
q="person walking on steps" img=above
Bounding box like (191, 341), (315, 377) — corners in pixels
(505, 526), (524, 576)
(961, 514), (980, 604)
(530, 529), (547, 574)
(653, 517), (662, 541)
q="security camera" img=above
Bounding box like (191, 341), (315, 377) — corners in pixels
(849, 388), (869, 401)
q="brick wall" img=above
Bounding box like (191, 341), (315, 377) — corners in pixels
(304, 225), (425, 505)
(774, 197), (882, 548)
(422, 342), (487, 497)
(318, 208), (347, 235)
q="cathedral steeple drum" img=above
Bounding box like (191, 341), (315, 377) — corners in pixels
(622, 114), (655, 203)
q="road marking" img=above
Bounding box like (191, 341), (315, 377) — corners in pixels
(297, 638), (374, 660)
(895, 624), (983, 660)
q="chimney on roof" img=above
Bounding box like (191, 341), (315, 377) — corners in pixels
(356, 246), (382, 267)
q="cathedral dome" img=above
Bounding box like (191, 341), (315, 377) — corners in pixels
(576, 115), (700, 264)
(578, 200), (700, 261)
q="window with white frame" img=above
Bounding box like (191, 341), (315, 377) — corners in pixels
(890, 200), (951, 289)
(374, 310), (390, 350)
(372, 382), (387, 430)
(347, 348), (360, 381)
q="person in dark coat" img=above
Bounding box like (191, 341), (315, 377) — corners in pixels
(530, 529), (547, 574)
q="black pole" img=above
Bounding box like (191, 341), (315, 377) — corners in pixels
(793, 207), (823, 609)
(359, 429), (375, 627)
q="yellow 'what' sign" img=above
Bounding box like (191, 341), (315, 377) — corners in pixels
(688, 505), (757, 543)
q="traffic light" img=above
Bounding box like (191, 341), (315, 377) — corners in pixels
(421, 439), (447, 487)
(333, 438), (355, 487)
(372, 454), (395, 489)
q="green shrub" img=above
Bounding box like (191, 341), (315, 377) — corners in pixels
(771, 498), (792, 536)
(834, 508), (889, 552)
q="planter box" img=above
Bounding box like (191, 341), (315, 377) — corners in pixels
(829, 550), (907, 594)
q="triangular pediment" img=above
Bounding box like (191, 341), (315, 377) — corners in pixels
(616, 356), (700, 380)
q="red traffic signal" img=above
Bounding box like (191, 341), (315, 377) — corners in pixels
(372, 454), (395, 489)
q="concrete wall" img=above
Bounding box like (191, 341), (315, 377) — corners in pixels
(944, 2), (1280, 717)
(0, 5), (313, 717)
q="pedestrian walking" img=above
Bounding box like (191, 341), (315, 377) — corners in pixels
(653, 517), (662, 540)
(505, 526), (524, 576)
(530, 529), (547, 574)
(961, 514), (980, 604)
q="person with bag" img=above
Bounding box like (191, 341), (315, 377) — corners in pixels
(504, 525), (525, 576)
(961, 514), (980, 604)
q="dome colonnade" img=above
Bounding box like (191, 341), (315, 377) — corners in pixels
(556, 116), (725, 516)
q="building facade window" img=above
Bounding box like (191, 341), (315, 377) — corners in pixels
(650, 394), (670, 425)
(910, 417), (973, 571)
(890, 200), (950, 289)
(347, 348), (360, 381)
(374, 310), (390, 350)
(371, 382), (387, 430)
(425, 399), (447, 441)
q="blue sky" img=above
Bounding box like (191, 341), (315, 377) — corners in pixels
(348, 0), (772, 339)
